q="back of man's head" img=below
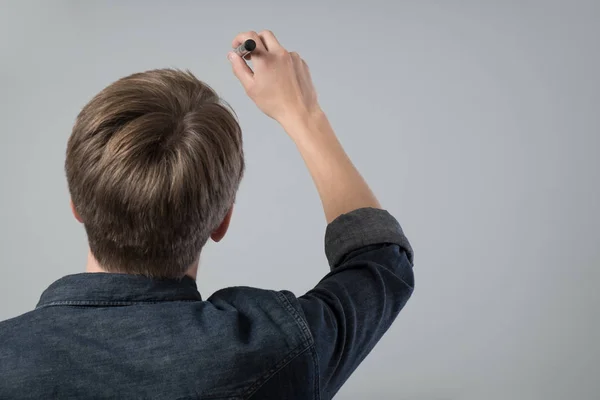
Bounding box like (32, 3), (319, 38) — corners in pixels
(65, 69), (244, 278)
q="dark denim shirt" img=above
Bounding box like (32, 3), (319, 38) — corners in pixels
(0, 208), (414, 399)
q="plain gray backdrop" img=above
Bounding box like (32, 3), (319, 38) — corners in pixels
(1, 1), (598, 399)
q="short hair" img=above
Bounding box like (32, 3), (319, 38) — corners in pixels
(65, 69), (244, 278)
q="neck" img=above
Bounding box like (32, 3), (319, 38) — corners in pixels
(85, 250), (199, 280)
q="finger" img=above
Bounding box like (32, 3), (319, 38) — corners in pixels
(258, 30), (283, 52)
(302, 59), (311, 76)
(290, 52), (303, 67)
(301, 59), (314, 88)
(228, 52), (253, 90)
(290, 52), (304, 76)
(231, 31), (267, 53)
(289, 52), (309, 71)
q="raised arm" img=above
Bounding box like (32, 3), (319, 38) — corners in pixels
(229, 30), (415, 398)
(229, 30), (379, 223)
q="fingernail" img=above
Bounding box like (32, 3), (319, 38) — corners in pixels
(227, 52), (235, 61)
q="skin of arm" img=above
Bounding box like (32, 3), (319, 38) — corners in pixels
(282, 111), (381, 223)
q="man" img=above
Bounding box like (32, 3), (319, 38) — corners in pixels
(0, 31), (414, 399)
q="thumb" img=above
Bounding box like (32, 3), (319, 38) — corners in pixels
(228, 52), (253, 90)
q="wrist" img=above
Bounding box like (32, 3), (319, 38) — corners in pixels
(284, 112), (346, 161)
(279, 108), (329, 140)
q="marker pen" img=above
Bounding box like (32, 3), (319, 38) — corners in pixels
(233, 39), (256, 58)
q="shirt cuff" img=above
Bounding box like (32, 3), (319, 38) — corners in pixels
(324, 207), (414, 269)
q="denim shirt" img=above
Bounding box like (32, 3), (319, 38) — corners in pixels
(0, 208), (414, 399)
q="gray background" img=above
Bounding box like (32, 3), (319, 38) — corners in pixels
(1, 1), (598, 399)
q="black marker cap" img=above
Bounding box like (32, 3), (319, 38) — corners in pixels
(244, 39), (256, 52)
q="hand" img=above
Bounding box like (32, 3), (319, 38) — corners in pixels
(228, 30), (321, 126)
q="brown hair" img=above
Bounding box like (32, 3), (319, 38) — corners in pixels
(66, 69), (244, 278)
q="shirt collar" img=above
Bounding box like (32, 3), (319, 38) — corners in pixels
(36, 273), (202, 308)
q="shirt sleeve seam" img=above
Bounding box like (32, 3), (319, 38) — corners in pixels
(274, 291), (322, 399)
(243, 344), (315, 400)
(242, 291), (320, 400)
(274, 291), (314, 346)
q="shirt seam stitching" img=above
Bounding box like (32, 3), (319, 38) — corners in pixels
(310, 344), (321, 400)
(237, 291), (315, 398)
(274, 291), (314, 345)
(274, 291), (321, 399)
(35, 299), (199, 309)
(242, 344), (312, 400)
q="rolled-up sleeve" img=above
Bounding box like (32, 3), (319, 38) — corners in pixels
(297, 207), (415, 398)
(324, 207), (414, 268)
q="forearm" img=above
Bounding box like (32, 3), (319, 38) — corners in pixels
(282, 111), (381, 223)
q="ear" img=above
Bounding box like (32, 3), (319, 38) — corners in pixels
(70, 198), (84, 223)
(211, 207), (233, 243)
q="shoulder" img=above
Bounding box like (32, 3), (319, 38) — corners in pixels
(201, 287), (317, 397)
(207, 286), (313, 345)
